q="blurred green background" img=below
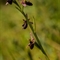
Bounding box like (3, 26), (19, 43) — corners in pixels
(0, 0), (60, 60)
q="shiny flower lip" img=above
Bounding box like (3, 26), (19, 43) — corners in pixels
(28, 33), (35, 49)
(22, 19), (28, 29)
(28, 39), (35, 49)
(22, 14), (33, 29)
(25, 1), (33, 6)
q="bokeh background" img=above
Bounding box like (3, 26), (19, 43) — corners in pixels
(0, 0), (60, 60)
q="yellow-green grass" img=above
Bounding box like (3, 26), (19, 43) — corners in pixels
(0, 0), (60, 60)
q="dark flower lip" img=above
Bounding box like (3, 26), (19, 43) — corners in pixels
(6, 0), (13, 4)
(28, 36), (35, 49)
(28, 40), (35, 49)
(29, 43), (34, 49)
(22, 18), (33, 29)
(22, 19), (28, 29)
(25, 1), (33, 6)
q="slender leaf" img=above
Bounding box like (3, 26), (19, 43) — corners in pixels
(28, 50), (33, 60)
